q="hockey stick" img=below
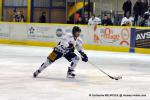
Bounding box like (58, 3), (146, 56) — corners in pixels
(88, 61), (122, 80)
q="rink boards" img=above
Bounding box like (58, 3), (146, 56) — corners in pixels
(0, 22), (149, 54)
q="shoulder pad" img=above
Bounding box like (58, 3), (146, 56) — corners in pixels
(77, 37), (83, 44)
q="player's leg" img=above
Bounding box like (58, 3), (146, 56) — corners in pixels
(33, 50), (63, 77)
(64, 52), (80, 78)
(33, 59), (52, 78)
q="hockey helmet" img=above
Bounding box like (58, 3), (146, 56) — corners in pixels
(72, 26), (81, 36)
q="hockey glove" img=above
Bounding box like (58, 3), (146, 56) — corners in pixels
(79, 51), (88, 62)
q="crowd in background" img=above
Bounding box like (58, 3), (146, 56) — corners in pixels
(12, 0), (150, 27)
(78, 0), (150, 27)
(122, 0), (150, 26)
(12, 9), (25, 22)
(13, 9), (47, 23)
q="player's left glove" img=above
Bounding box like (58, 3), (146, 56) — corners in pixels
(79, 51), (88, 62)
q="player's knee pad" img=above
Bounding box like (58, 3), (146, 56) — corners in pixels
(71, 56), (79, 64)
(74, 55), (80, 61)
(70, 56), (79, 70)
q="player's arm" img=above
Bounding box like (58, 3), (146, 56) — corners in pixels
(76, 39), (88, 62)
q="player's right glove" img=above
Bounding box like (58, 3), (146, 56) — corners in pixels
(79, 51), (88, 62)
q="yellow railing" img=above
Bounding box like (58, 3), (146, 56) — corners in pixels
(0, 0), (2, 21)
(27, 0), (31, 22)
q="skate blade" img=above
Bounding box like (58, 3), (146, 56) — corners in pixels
(33, 74), (37, 78)
(33, 72), (38, 78)
(66, 75), (75, 79)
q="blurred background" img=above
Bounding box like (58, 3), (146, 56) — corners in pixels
(0, 0), (150, 26)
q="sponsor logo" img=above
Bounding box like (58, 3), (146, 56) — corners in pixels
(136, 32), (150, 40)
(29, 27), (35, 34)
(93, 28), (130, 46)
(120, 28), (130, 46)
(101, 28), (120, 43)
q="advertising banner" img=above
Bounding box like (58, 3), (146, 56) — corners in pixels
(0, 23), (10, 39)
(27, 24), (55, 42)
(0, 23), (131, 48)
(135, 29), (150, 48)
(88, 25), (131, 47)
(10, 24), (27, 40)
(27, 24), (87, 43)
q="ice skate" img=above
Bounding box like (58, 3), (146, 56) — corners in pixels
(67, 68), (75, 78)
(33, 70), (41, 78)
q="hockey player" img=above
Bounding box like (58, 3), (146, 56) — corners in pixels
(33, 26), (88, 78)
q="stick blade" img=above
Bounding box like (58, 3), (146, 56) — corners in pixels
(109, 75), (122, 80)
(114, 76), (122, 80)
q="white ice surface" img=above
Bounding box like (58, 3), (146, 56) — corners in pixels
(0, 44), (150, 100)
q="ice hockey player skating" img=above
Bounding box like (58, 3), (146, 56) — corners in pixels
(33, 26), (88, 78)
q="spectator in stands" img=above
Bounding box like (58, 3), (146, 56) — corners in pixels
(122, 0), (132, 17)
(140, 13), (150, 26)
(88, 14), (101, 25)
(133, 0), (143, 26)
(20, 11), (25, 22)
(13, 11), (24, 22)
(121, 12), (134, 26)
(144, 8), (150, 15)
(101, 15), (113, 26)
(39, 12), (46, 23)
(142, 0), (148, 15)
(148, 16), (150, 26)
(97, 15), (102, 23)
(7, 10), (12, 22)
(12, 9), (17, 21)
(75, 13), (80, 24)
(76, 17), (84, 24)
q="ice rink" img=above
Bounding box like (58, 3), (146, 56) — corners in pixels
(0, 44), (150, 100)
